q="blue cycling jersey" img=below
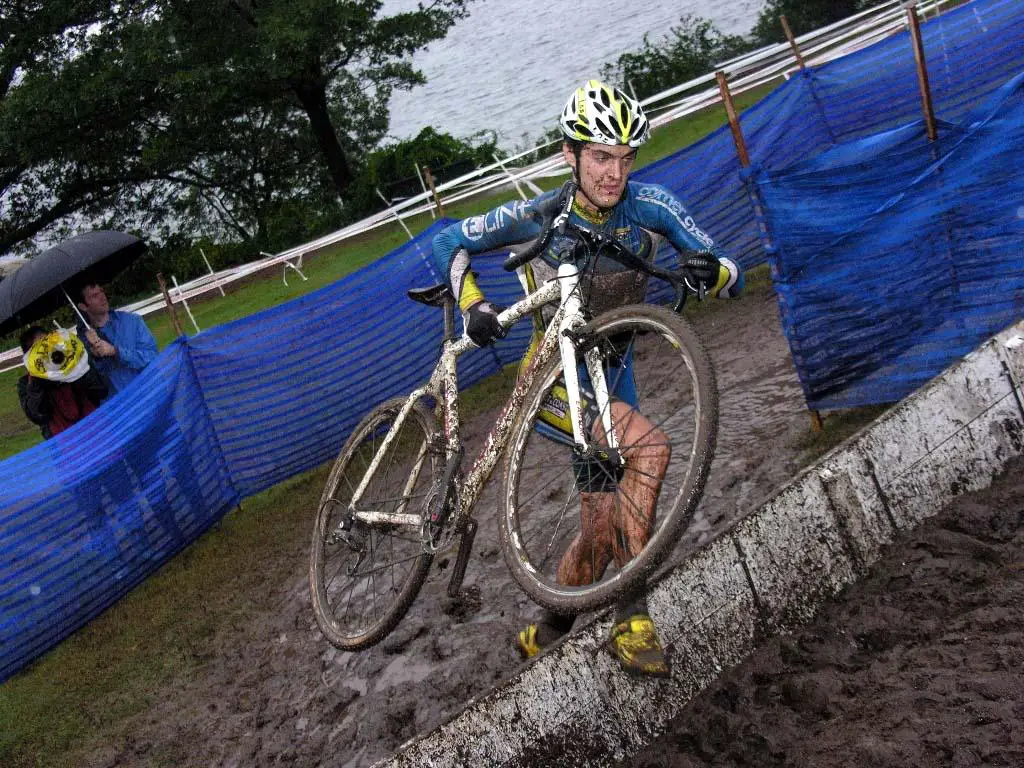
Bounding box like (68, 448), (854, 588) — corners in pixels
(431, 180), (742, 311)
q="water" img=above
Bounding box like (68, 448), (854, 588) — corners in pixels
(383, 0), (765, 148)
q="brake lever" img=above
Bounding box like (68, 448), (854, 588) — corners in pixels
(672, 285), (687, 313)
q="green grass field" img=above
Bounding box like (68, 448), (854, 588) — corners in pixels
(3, 78), (891, 768)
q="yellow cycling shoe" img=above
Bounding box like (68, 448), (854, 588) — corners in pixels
(517, 624), (543, 659)
(608, 613), (671, 677)
(516, 619), (573, 660)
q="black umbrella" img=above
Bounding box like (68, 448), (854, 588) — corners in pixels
(0, 231), (147, 336)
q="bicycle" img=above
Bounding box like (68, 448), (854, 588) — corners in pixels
(309, 184), (719, 651)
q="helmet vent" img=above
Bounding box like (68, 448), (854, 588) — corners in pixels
(559, 79), (650, 148)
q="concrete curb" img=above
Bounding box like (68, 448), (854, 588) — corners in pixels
(372, 321), (1024, 768)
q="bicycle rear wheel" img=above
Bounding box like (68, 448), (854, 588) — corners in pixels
(501, 304), (718, 615)
(310, 397), (439, 651)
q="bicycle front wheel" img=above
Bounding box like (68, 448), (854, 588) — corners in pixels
(502, 304), (718, 615)
(310, 397), (439, 651)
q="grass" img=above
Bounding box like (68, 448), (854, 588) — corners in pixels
(0, 79), (816, 766)
(0, 469), (326, 767)
(794, 404), (893, 468)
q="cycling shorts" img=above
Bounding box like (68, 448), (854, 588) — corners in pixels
(533, 349), (639, 445)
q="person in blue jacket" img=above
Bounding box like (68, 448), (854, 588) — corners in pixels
(432, 79), (744, 676)
(74, 282), (158, 396)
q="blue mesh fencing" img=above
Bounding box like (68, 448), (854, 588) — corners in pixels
(0, 222), (533, 681)
(0, 342), (237, 680)
(636, 0), (1024, 271)
(752, 69), (1024, 410)
(3, 0), (1024, 681)
(186, 221), (533, 498)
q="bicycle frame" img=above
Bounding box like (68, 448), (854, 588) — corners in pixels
(347, 261), (619, 532)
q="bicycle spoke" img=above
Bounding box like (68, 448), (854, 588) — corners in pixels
(311, 400), (436, 649)
(515, 460), (575, 510)
(347, 550), (425, 579)
(535, 485), (580, 568)
(503, 307), (716, 614)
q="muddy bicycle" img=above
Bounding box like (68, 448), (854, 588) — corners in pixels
(309, 188), (719, 651)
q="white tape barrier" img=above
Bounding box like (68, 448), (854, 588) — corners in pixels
(370, 319), (1024, 768)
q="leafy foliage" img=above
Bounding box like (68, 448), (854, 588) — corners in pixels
(600, 15), (755, 101)
(0, 0), (469, 257)
(749, 0), (870, 45)
(344, 127), (502, 221)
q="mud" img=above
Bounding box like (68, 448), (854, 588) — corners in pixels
(629, 453), (1024, 768)
(80, 285), (1020, 768)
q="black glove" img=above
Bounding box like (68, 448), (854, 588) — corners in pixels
(465, 301), (507, 347)
(680, 251), (721, 292)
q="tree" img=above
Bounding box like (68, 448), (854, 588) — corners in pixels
(749, 0), (869, 45)
(0, 0), (471, 255)
(159, 0), (469, 197)
(600, 15), (754, 101)
(0, 1), (161, 253)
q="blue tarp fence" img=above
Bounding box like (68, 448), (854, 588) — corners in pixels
(2, 0), (1022, 681)
(752, 70), (1024, 410)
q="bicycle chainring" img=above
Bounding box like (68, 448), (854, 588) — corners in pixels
(421, 476), (459, 554)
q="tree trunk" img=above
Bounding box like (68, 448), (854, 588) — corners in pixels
(291, 78), (352, 197)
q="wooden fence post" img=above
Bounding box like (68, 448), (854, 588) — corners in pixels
(905, 2), (938, 141)
(780, 15), (807, 70)
(422, 166), (445, 217)
(156, 273), (184, 337)
(715, 71), (751, 168)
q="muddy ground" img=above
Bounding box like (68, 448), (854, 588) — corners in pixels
(83, 285), (1021, 767)
(630, 454), (1024, 768)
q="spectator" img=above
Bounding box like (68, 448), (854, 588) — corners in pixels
(74, 281), (158, 395)
(17, 326), (109, 439)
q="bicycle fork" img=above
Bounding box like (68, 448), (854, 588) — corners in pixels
(556, 262), (619, 454)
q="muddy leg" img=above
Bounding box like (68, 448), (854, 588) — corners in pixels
(555, 400), (670, 583)
(556, 491), (615, 586)
(604, 401), (671, 568)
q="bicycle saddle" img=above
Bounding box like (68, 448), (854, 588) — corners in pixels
(407, 283), (454, 307)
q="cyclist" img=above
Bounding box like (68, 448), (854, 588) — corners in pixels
(431, 79), (743, 676)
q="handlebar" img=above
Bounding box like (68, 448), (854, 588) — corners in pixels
(502, 181), (577, 272)
(502, 181), (707, 310)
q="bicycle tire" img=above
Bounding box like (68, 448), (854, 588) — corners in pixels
(501, 304), (718, 615)
(310, 397), (439, 651)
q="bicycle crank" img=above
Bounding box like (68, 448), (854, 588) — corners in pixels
(446, 517), (478, 598)
(421, 446), (464, 553)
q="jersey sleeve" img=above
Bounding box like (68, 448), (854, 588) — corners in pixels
(629, 182), (744, 298)
(431, 191), (555, 310)
(630, 182), (722, 257)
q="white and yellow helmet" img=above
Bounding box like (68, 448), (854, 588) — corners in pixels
(559, 79), (651, 148)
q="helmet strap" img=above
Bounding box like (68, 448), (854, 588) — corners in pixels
(569, 141), (584, 183)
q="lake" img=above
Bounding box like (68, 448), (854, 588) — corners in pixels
(383, 0), (766, 148)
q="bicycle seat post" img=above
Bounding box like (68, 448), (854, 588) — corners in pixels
(442, 296), (456, 342)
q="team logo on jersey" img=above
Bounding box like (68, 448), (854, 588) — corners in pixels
(462, 215), (487, 241)
(635, 185), (715, 249)
(460, 201), (530, 242)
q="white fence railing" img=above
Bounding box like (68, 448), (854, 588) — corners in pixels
(1, 0), (955, 375)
